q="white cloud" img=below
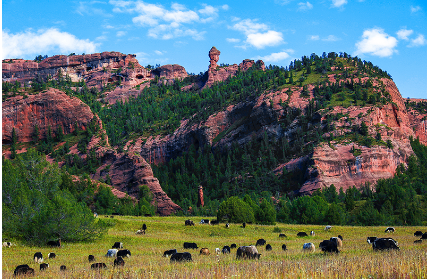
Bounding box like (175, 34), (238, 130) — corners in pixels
(253, 50), (293, 62)
(221, 5), (229, 10)
(116, 31), (127, 37)
(246, 31), (284, 49)
(309, 35), (320, 40)
(2, 28), (98, 59)
(410, 34), (426, 47)
(331, 0), (347, 8)
(226, 38), (240, 43)
(230, 19), (269, 35)
(76, 1), (111, 16)
(298, 2), (313, 11)
(411, 5), (421, 13)
(199, 5), (217, 15)
(154, 50), (164, 55)
(354, 28), (398, 57)
(323, 35), (339, 41)
(396, 28), (413, 40)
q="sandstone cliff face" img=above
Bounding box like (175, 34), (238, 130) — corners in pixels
(2, 88), (94, 143)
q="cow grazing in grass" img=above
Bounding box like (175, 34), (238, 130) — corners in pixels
(170, 252), (192, 262)
(310, 231), (315, 236)
(372, 238), (400, 251)
(266, 244), (272, 251)
(200, 248), (210, 255)
(297, 232), (308, 237)
(222, 246), (231, 254)
(279, 234), (287, 238)
(330, 237), (343, 248)
(302, 243), (315, 253)
(421, 233), (427, 240)
(325, 225), (332, 231)
(225, 223), (230, 228)
(48, 252), (56, 259)
(163, 249), (177, 257)
(106, 249), (118, 257)
(60, 265), (67, 271)
(215, 248), (221, 254)
(200, 219), (210, 224)
(114, 256), (125, 267)
(319, 240), (339, 253)
(210, 220), (219, 225)
(385, 227), (395, 233)
(242, 223), (246, 228)
(136, 230), (145, 235)
(185, 220), (195, 226)
(414, 239), (423, 244)
(2, 241), (13, 248)
(47, 239), (61, 247)
(117, 249), (131, 258)
(91, 263), (107, 269)
(88, 255), (95, 262)
(236, 246), (261, 259)
(230, 244), (237, 249)
(367, 237), (377, 244)
(40, 263), (49, 271)
(183, 242), (198, 249)
(14, 265), (34, 276)
(414, 231), (423, 237)
(255, 239), (266, 246)
(112, 242), (123, 249)
(34, 252), (43, 263)
(282, 244), (287, 251)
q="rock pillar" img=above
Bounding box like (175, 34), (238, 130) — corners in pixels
(209, 47), (220, 69)
(198, 185), (204, 207)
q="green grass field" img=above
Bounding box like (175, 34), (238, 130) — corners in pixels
(3, 216), (427, 278)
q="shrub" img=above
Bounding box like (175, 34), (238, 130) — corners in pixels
(217, 196), (255, 223)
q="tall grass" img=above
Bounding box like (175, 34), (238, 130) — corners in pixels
(3, 216), (427, 278)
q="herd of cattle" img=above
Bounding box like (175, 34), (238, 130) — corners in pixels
(7, 221), (427, 276)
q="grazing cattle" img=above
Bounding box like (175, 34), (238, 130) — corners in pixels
(200, 248), (210, 255)
(210, 220), (219, 225)
(106, 249), (118, 257)
(142, 224), (147, 231)
(185, 220), (195, 226)
(302, 243), (315, 253)
(91, 263), (107, 269)
(330, 237), (343, 248)
(136, 230), (145, 235)
(338, 235), (343, 241)
(34, 252), (43, 263)
(40, 263), (49, 271)
(414, 239), (423, 244)
(112, 242), (123, 249)
(222, 246), (231, 254)
(414, 231), (423, 237)
(215, 248), (221, 254)
(385, 227), (395, 233)
(421, 233), (427, 240)
(279, 234), (287, 238)
(297, 232), (308, 237)
(170, 252), (193, 262)
(2, 241), (12, 248)
(200, 219), (210, 224)
(183, 242), (198, 249)
(236, 246), (261, 259)
(117, 249), (131, 258)
(88, 255), (95, 262)
(282, 244), (287, 251)
(372, 238), (400, 251)
(226, 223), (230, 228)
(255, 239), (266, 246)
(14, 264), (34, 276)
(48, 252), (56, 259)
(310, 231), (315, 236)
(266, 244), (272, 251)
(114, 256), (125, 267)
(325, 225), (332, 231)
(60, 265), (67, 271)
(163, 249), (177, 257)
(319, 240), (339, 253)
(47, 239), (61, 247)
(230, 243), (237, 249)
(367, 237), (377, 244)
(242, 223), (246, 228)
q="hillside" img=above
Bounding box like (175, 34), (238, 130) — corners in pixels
(2, 48), (427, 218)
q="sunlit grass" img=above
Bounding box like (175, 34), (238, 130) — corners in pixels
(3, 216), (427, 278)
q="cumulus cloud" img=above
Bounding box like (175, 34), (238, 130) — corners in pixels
(331, 0), (347, 8)
(410, 5), (421, 13)
(323, 35), (339, 41)
(396, 28), (413, 40)
(309, 35), (320, 40)
(229, 18), (284, 49)
(253, 50), (293, 62)
(76, 1), (111, 16)
(2, 28), (97, 59)
(354, 28), (398, 57)
(298, 2), (313, 11)
(226, 38), (240, 43)
(116, 31), (127, 37)
(410, 34), (426, 47)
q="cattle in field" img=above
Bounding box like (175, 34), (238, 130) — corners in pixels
(117, 249), (131, 258)
(319, 240), (339, 253)
(183, 242), (198, 249)
(136, 230), (145, 235)
(47, 239), (61, 247)
(414, 239), (423, 244)
(34, 252), (43, 263)
(200, 219), (210, 224)
(142, 224), (147, 231)
(325, 225), (332, 231)
(414, 231), (423, 237)
(242, 223), (246, 228)
(48, 252), (56, 259)
(225, 223), (230, 228)
(88, 255), (95, 262)
(106, 249), (118, 257)
(330, 237), (343, 248)
(170, 252), (192, 262)
(60, 265), (67, 271)
(421, 233), (427, 240)
(200, 248), (210, 255)
(302, 243), (315, 252)
(114, 256), (125, 267)
(255, 239), (266, 246)
(230, 243), (237, 249)
(266, 244), (272, 251)
(279, 234), (287, 238)
(210, 220), (219, 225)
(310, 231), (315, 236)
(163, 249), (177, 257)
(385, 227), (395, 233)
(40, 263), (49, 271)
(236, 246), (261, 259)
(372, 238), (400, 251)
(297, 232), (308, 237)
(185, 220), (195, 226)
(367, 237), (377, 244)
(91, 263), (107, 269)
(222, 246), (231, 254)
(2, 241), (13, 248)
(112, 242), (123, 249)
(282, 244), (287, 251)
(14, 264), (34, 276)
(215, 248), (221, 254)
(338, 235), (343, 241)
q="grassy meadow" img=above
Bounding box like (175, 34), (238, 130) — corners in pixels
(2, 216), (427, 278)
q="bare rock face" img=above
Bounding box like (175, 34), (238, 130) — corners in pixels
(209, 46), (221, 69)
(2, 88), (94, 143)
(151, 64), (188, 80)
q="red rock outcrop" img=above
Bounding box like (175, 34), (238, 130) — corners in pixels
(151, 64), (188, 80)
(209, 47), (221, 69)
(2, 88), (94, 143)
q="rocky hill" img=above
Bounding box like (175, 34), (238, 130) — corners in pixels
(2, 48), (427, 215)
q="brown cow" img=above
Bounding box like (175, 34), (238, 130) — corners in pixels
(200, 248), (210, 255)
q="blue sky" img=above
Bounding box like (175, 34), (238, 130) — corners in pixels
(2, 0), (426, 99)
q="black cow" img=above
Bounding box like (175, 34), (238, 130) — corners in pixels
(142, 224), (147, 231)
(112, 242), (123, 249)
(183, 242), (198, 249)
(319, 240), (339, 253)
(297, 232), (308, 237)
(421, 233), (427, 240)
(60, 265), (67, 271)
(170, 252), (192, 262)
(338, 235), (343, 240)
(40, 263), (49, 271)
(414, 231), (423, 237)
(266, 244), (272, 251)
(48, 252), (56, 259)
(163, 249), (177, 257)
(117, 249), (131, 258)
(255, 239), (266, 246)
(372, 238), (400, 251)
(185, 220), (195, 226)
(210, 220), (219, 225)
(230, 243), (237, 249)
(367, 237), (377, 244)
(414, 239), (423, 244)
(47, 239), (61, 247)
(384, 227), (395, 233)
(14, 265), (35, 276)
(282, 244), (287, 251)
(91, 263), (107, 269)
(242, 222), (246, 228)
(88, 255), (95, 262)
(279, 234), (287, 238)
(114, 256), (125, 267)
(222, 246), (231, 254)
(34, 252), (43, 263)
